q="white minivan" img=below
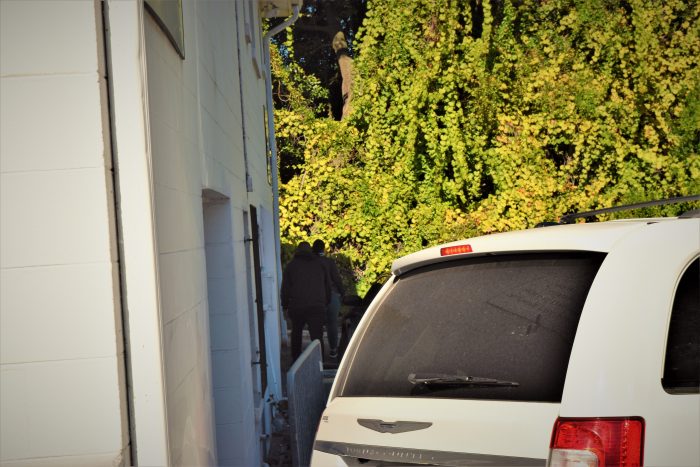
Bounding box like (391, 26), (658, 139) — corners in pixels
(312, 209), (699, 466)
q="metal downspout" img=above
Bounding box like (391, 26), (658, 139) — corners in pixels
(262, 5), (300, 343)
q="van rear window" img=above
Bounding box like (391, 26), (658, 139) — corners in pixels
(338, 253), (605, 402)
(663, 258), (700, 394)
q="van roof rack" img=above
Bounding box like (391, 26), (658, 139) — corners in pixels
(558, 195), (700, 225)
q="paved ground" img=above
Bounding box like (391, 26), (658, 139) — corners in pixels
(265, 407), (292, 467)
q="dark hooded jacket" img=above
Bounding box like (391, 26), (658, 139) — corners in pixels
(281, 244), (330, 310)
(318, 255), (345, 296)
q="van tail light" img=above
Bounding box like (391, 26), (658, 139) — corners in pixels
(548, 417), (645, 467)
(440, 244), (473, 256)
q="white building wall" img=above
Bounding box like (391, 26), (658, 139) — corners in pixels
(0, 1), (129, 466)
(143, 9), (217, 467)
(143, 1), (281, 465)
(236, 0), (285, 409)
(1, 0), (284, 465)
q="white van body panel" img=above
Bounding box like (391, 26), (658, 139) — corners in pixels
(314, 398), (560, 464)
(313, 217), (700, 467)
(392, 221), (652, 276)
(561, 219), (700, 466)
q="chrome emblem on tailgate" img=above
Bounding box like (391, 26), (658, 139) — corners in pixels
(357, 418), (432, 434)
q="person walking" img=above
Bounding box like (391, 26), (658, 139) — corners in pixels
(281, 241), (330, 361)
(312, 239), (345, 359)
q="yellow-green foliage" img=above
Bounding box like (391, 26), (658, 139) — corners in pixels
(274, 0), (700, 293)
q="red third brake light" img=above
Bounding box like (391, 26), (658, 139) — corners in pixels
(440, 244), (473, 256)
(548, 417), (645, 467)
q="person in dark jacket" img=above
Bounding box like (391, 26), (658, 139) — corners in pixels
(281, 241), (330, 361)
(312, 239), (345, 359)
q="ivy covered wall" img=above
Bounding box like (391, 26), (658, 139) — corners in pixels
(274, 0), (700, 293)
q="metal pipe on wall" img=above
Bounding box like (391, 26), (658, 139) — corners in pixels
(262, 4), (301, 346)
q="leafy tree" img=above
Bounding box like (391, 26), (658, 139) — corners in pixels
(272, 0), (365, 119)
(273, 0), (700, 294)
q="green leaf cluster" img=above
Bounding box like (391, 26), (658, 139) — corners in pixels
(274, 0), (700, 294)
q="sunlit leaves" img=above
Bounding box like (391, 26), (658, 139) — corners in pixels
(274, 0), (700, 293)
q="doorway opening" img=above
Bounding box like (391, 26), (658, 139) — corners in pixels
(202, 190), (240, 465)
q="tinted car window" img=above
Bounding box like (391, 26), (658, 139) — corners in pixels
(338, 253), (605, 402)
(663, 258), (700, 394)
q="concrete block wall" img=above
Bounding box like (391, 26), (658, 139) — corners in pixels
(237, 0), (286, 416)
(144, 0), (280, 465)
(239, 0), (272, 203)
(1, 0), (282, 465)
(144, 8), (216, 466)
(0, 1), (129, 465)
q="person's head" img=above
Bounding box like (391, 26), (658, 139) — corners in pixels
(312, 239), (325, 255)
(296, 241), (312, 255)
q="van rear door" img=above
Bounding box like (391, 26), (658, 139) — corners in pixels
(314, 252), (605, 465)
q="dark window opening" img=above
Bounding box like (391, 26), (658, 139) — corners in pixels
(249, 206), (268, 393)
(663, 258), (700, 394)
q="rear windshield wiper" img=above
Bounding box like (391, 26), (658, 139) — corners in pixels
(408, 373), (519, 388)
